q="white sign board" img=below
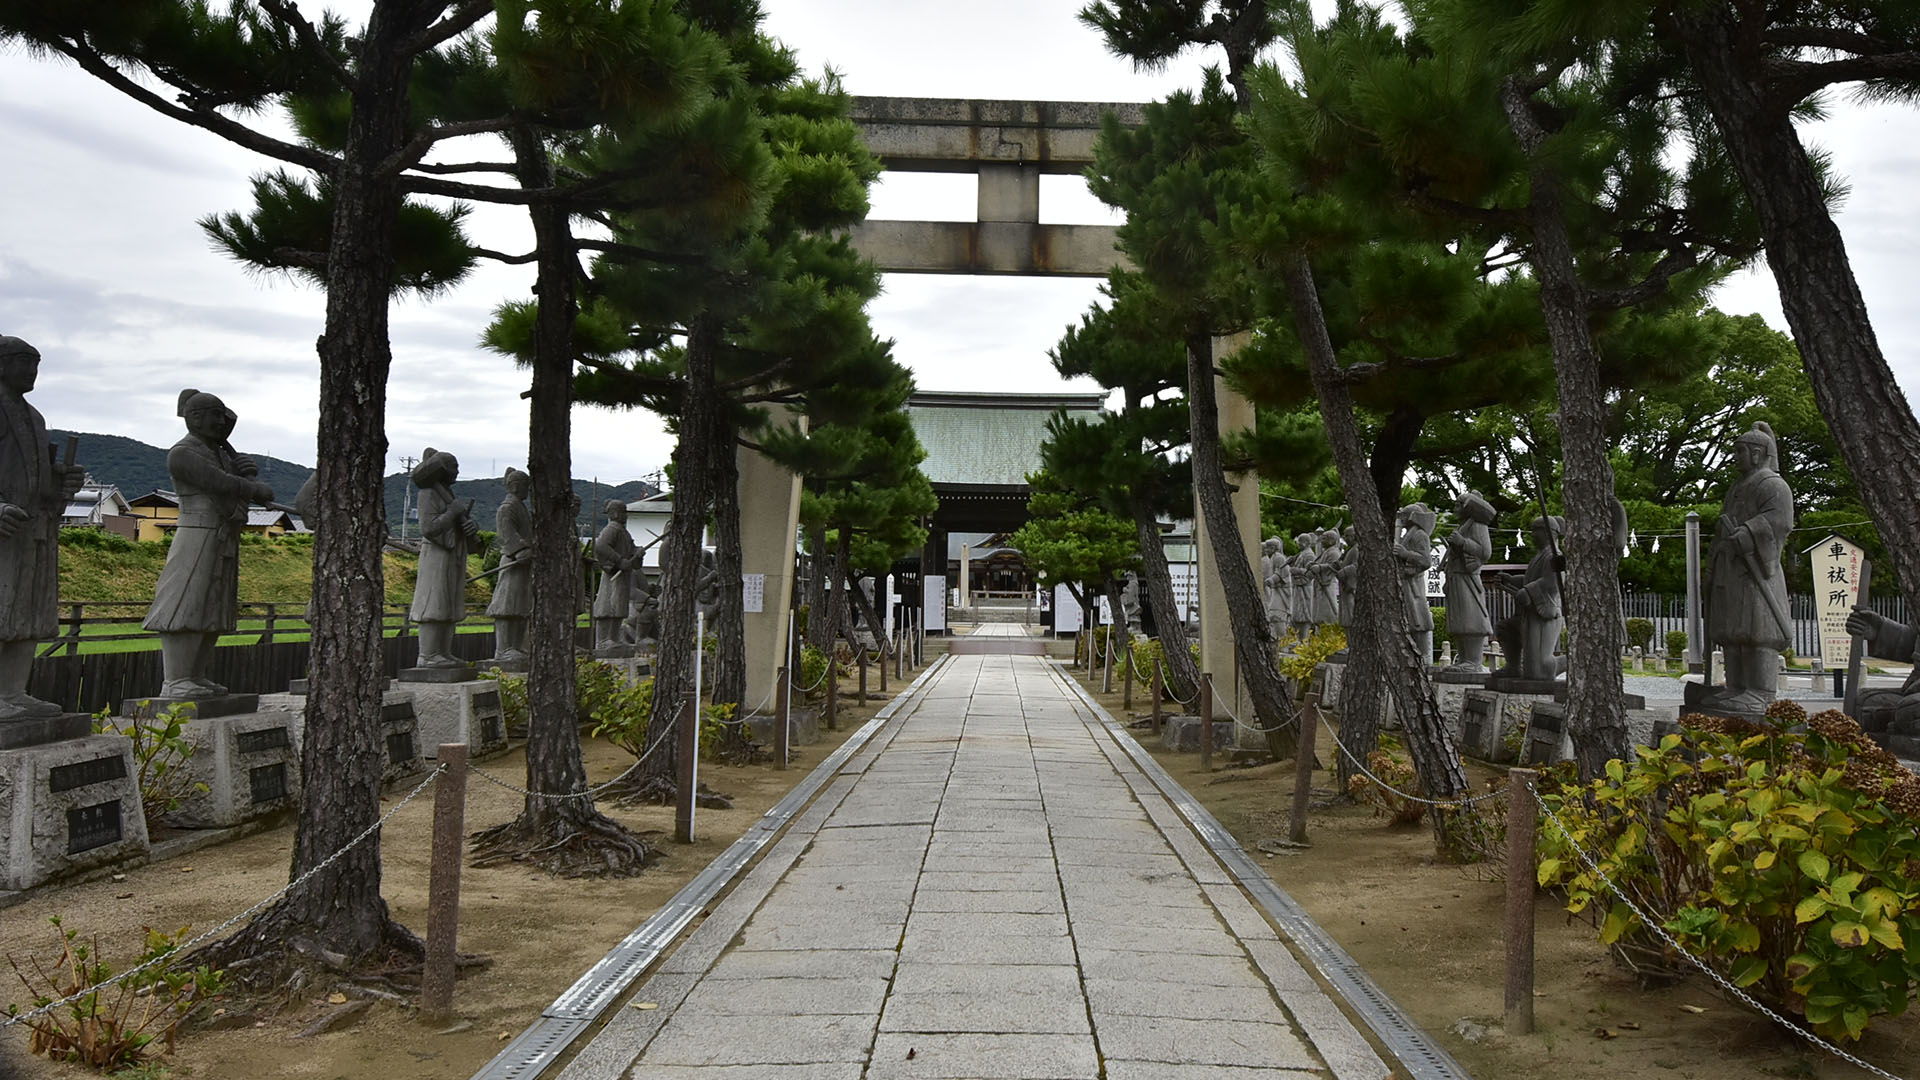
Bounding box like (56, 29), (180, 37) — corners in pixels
(1053, 583), (1083, 635)
(1809, 534), (1868, 668)
(741, 572), (765, 614)
(1167, 563), (1199, 624)
(922, 576), (946, 633)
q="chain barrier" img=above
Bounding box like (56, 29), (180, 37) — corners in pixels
(469, 726), (670, 800)
(1155, 659), (1200, 706)
(1212, 690), (1300, 736)
(792, 661), (830, 693)
(1317, 714), (1507, 808)
(1528, 779), (1911, 1080)
(1, 765), (446, 1033)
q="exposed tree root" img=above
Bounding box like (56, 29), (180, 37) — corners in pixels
(179, 909), (490, 1020)
(468, 809), (656, 877)
(602, 773), (734, 809)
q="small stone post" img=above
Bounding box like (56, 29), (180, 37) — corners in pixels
(675, 696), (698, 844)
(1199, 673), (1214, 772)
(421, 743), (469, 1022)
(1505, 768), (1539, 1036)
(1289, 694), (1318, 844)
(774, 664), (790, 771)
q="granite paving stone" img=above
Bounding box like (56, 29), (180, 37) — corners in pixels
(558, 652), (1407, 1080)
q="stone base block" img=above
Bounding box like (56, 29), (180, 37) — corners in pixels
(1873, 732), (1920, 760)
(1433, 666), (1490, 685)
(1161, 714), (1235, 753)
(1523, 703), (1574, 766)
(0, 712), (93, 750)
(1555, 688), (1647, 709)
(400, 680), (508, 759)
(591, 644), (638, 660)
(593, 654), (652, 687)
(288, 677), (393, 696)
(1311, 661), (1343, 706)
(123, 694), (260, 720)
(479, 657), (529, 675)
(256, 692), (425, 786)
(398, 664), (479, 684)
(0, 734), (150, 891)
(155, 712), (299, 829)
(1484, 676), (1564, 696)
(1461, 689), (1553, 764)
(745, 706), (820, 749)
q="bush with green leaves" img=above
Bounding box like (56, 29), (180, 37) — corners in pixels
(1666, 629), (1689, 659)
(93, 706), (205, 824)
(1625, 617), (1655, 652)
(1537, 702), (1920, 1040)
(6, 917), (224, 1069)
(587, 676), (656, 758)
(797, 643), (829, 696)
(1278, 624), (1346, 684)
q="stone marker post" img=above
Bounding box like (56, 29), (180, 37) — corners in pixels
(774, 665), (790, 771)
(1684, 511), (1703, 671)
(422, 743), (468, 1022)
(1199, 673), (1214, 772)
(1505, 768), (1539, 1036)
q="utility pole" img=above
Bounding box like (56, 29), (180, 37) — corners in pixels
(398, 454), (418, 541)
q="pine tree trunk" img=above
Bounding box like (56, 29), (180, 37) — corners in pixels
(846, 574), (890, 662)
(265, 2), (422, 962)
(634, 315), (721, 796)
(467, 128), (650, 872)
(1129, 491), (1200, 702)
(1674, 8), (1920, 601)
(1186, 336), (1296, 756)
(804, 522), (831, 651)
(1282, 252), (1469, 837)
(824, 532), (853, 655)
(709, 422), (751, 760)
(1502, 79), (1631, 779)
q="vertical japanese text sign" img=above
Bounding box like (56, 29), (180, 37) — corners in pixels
(1810, 534), (1867, 668)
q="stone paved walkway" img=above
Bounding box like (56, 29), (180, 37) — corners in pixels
(557, 653), (1392, 1080)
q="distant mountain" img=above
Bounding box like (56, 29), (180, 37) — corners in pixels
(54, 430), (659, 535)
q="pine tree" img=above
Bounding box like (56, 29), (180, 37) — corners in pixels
(1046, 275), (1203, 701)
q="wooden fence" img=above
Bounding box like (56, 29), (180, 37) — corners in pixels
(26, 601), (592, 716)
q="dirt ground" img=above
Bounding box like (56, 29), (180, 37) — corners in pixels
(0, 696), (877, 1080)
(1070, 672), (1920, 1080)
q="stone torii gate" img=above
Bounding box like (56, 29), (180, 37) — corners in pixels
(736, 96), (1262, 723)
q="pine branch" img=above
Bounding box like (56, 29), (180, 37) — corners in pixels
(471, 247), (538, 264)
(402, 0), (493, 56)
(1768, 51), (1920, 107)
(409, 160), (520, 175)
(575, 239), (709, 267)
(1763, 25), (1903, 55)
(255, 0), (352, 88)
(381, 116), (526, 178)
(1585, 247), (1698, 312)
(51, 41), (332, 172)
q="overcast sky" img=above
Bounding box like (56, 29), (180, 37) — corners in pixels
(2, 2), (1917, 492)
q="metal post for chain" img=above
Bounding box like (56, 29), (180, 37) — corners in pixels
(858, 646), (868, 706)
(774, 664), (790, 771)
(421, 743), (468, 1022)
(674, 695), (698, 844)
(1151, 664), (1163, 733)
(879, 635), (888, 693)
(1199, 672), (1214, 772)
(1289, 694), (1318, 845)
(1506, 767), (1539, 1036)
(1122, 641), (1133, 711)
(1101, 630), (1114, 694)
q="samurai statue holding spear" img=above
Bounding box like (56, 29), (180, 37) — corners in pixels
(1693, 421), (1794, 715)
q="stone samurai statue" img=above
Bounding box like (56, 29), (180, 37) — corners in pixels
(144, 389), (275, 697)
(0, 337), (84, 718)
(1491, 515), (1566, 683)
(486, 467), (533, 663)
(592, 499), (638, 652)
(1441, 491), (1496, 671)
(1261, 537), (1291, 639)
(409, 448), (480, 668)
(1394, 504), (1437, 663)
(1693, 421), (1794, 715)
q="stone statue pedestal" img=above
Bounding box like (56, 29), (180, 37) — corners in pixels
(592, 643), (638, 661)
(0, 713), (93, 751)
(602, 654), (652, 687)
(288, 677), (393, 696)
(1523, 700), (1680, 766)
(0, 734), (150, 892)
(395, 680), (508, 760)
(123, 693), (261, 721)
(398, 664), (479, 684)
(745, 705), (820, 749)
(119, 699), (298, 829)
(1461, 688), (1553, 763)
(1160, 714), (1235, 754)
(258, 691), (425, 787)
(480, 657), (529, 675)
